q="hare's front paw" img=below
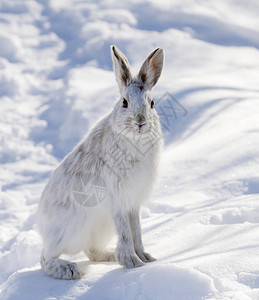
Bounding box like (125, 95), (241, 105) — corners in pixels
(136, 251), (157, 263)
(117, 252), (145, 269)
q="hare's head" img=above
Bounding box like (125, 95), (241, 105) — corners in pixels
(110, 45), (164, 137)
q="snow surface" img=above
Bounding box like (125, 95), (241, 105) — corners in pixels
(0, 0), (259, 299)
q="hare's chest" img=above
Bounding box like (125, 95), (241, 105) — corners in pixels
(101, 144), (159, 208)
(104, 147), (153, 181)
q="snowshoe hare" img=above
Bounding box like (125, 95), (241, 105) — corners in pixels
(38, 45), (164, 279)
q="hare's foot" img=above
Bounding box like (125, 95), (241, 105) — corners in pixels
(136, 251), (156, 263)
(41, 255), (83, 280)
(86, 248), (116, 262)
(117, 251), (145, 269)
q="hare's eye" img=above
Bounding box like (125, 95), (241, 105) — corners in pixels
(122, 98), (128, 108)
(151, 100), (154, 109)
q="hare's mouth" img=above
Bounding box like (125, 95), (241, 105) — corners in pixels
(136, 123), (146, 133)
(133, 123), (148, 135)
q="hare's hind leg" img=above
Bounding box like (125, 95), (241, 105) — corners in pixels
(85, 248), (116, 262)
(84, 211), (117, 262)
(40, 227), (83, 279)
(41, 249), (83, 280)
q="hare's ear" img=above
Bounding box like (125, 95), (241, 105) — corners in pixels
(138, 48), (164, 90)
(111, 45), (132, 93)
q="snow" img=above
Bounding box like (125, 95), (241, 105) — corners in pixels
(0, 0), (259, 299)
(1, 264), (216, 300)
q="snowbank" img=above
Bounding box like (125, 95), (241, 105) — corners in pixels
(1, 0), (259, 299)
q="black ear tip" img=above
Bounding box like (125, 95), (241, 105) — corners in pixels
(111, 45), (117, 53)
(111, 45), (119, 59)
(155, 48), (164, 54)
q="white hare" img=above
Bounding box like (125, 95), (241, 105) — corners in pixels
(38, 45), (164, 279)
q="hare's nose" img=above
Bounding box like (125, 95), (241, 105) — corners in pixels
(135, 114), (146, 125)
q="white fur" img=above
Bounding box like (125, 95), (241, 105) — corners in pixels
(38, 45), (164, 279)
